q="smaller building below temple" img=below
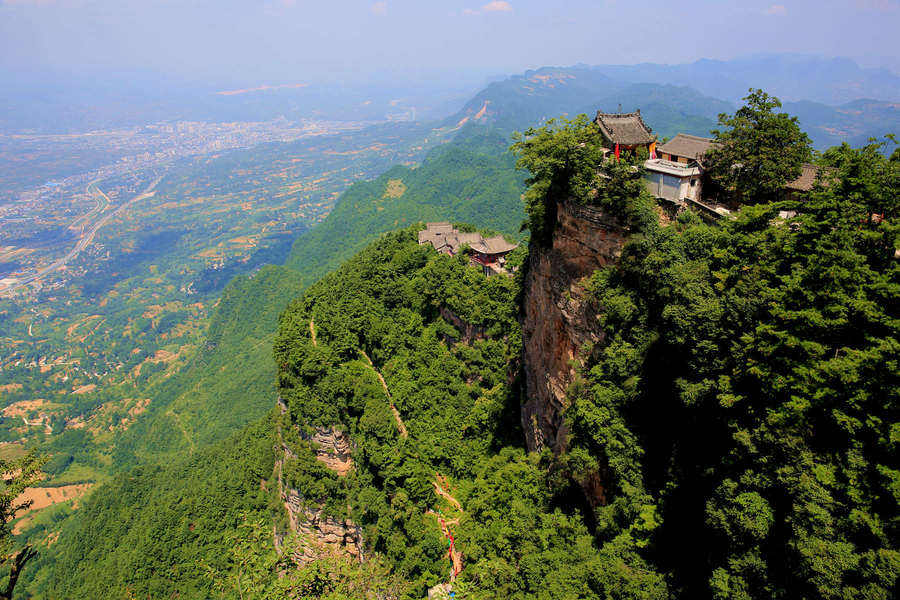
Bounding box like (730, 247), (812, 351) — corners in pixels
(418, 222), (518, 276)
(643, 159), (702, 203)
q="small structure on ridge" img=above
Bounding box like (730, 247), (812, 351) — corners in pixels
(418, 222), (518, 276)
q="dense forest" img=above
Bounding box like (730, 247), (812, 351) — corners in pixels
(7, 89), (898, 598)
(513, 93), (899, 598)
(272, 229), (657, 598)
(12, 121), (530, 597)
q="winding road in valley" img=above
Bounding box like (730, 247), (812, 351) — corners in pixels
(0, 176), (162, 296)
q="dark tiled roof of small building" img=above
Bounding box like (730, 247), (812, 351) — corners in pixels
(474, 236), (519, 255)
(658, 133), (718, 161)
(418, 224), (518, 256)
(446, 232), (484, 254)
(594, 110), (655, 146)
(786, 163), (831, 192)
(419, 222), (455, 246)
(425, 222), (453, 233)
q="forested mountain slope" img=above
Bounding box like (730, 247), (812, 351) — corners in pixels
(513, 114), (899, 598)
(33, 417), (276, 597)
(48, 125), (897, 599)
(786, 98), (900, 150)
(11, 73), (900, 598)
(284, 138), (526, 288)
(108, 265), (303, 465)
(36, 229), (665, 599)
(566, 166), (899, 598)
(273, 229), (663, 598)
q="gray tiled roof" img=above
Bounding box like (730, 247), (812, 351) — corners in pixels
(418, 224), (518, 256)
(658, 133), (718, 161)
(477, 236), (519, 255)
(594, 110), (655, 146)
(425, 222), (454, 233)
(785, 163), (826, 192)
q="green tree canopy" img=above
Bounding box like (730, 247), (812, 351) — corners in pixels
(706, 89), (813, 204)
(0, 451), (46, 600)
(566, 137), (899, 598)
(511, 114), (655, 242)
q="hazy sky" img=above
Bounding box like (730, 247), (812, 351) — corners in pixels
(1, 0), (897, 85)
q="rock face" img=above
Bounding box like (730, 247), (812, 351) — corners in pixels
(439, 306), (487, 343)
(274, 415), (362, 565)
(521, 200), (629, 454)
(306, 426), (354, 476)
(281, 487), (364, 565)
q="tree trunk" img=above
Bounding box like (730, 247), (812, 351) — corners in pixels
(0, 546), (37, 600)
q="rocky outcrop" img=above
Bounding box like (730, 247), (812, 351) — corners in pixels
(282, 488), (363, 565)
(428, 583), (454, 599)
(521, 200), (629, 454)
(274, 414), (362, 565)
(303, 427), (354, 476)
(439, 306), (487, 343)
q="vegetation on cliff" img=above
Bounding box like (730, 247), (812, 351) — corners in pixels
(511, 115), (656, 242)
(0, 451), (45, 600)
(705, 88), (814, 204)
(518, 103), (899, 596)
(272, 228), (666, 598)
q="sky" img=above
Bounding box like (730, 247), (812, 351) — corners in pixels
(0, 0), (897, 87)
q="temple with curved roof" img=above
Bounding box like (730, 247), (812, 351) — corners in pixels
(594, 110), (656, 159)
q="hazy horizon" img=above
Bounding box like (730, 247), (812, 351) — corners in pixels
(2, 0), (897, 88)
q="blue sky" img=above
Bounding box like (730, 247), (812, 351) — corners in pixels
(0, 0), (897, 85)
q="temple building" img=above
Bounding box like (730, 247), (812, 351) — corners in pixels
(418, 223), (518, 276)
(642, 133), (719, 203)
(784, 163), (830, 202)
(594, 110), (656, 159)
(591, 108), (838, 219)
(656, 133), (718, 165)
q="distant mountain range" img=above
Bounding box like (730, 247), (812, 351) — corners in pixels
(585, 54), (900, 105)
(448, 62), (900, 151)
(3, 54), (898, 141)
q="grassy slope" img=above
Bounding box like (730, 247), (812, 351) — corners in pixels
(29, 416), (276, 598)
(108, 264), (302, 466)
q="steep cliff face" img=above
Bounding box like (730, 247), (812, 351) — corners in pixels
(305, 427), (354, 476)
(521, 200), (629, 453)
(280, 488), (364, 565)
(275, 398), (363, 565)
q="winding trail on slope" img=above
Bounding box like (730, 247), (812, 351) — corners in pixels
(166, 408), (195, 457)
(358, 350), (408, 439)
(433, 473), (463, 512)
(429, 474), (465, 580)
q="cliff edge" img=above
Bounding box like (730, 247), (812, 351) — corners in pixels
(521, 199), (629, 453)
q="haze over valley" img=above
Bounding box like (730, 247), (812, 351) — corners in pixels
(0, 1), (897, 598)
